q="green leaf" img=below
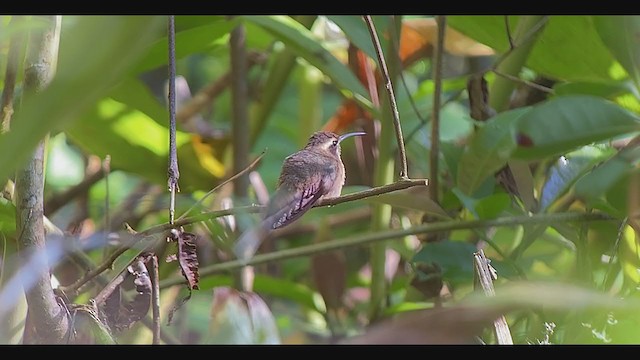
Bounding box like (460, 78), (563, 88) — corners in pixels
(133, 17), (238, 73)
(539, 146), (612, 212)
(475, 193), (512, 219)
(512, 95), (640, 160)
(448, 16), (620, 82)
(412, 240), (477, 287)
(593, 16), (640, 89)
(243, 16), (373, 112)
(327, 16), (377, 60)
(109, 78), (167, 127)
(0, 16), (165, 184)
(457, 107), (531, 195)
(554, 80), (636, 99)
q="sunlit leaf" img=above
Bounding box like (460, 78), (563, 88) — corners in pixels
(593, 16), (640, 89)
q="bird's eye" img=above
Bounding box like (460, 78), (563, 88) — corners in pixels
(332, 140), (338, 147)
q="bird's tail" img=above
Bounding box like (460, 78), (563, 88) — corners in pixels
(233, 223), (269, 264)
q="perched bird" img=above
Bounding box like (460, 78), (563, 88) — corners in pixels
(233, 130), (366, 261)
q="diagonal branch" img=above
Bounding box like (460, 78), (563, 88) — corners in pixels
(158, 212), (612, 288)
(363, 15), (409, 180)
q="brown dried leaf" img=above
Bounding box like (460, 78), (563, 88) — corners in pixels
(173, 229), (200, 290)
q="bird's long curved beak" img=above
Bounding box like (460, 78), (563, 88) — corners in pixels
(338, 131), (366, 143)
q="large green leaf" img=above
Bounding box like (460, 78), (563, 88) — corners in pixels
(512, 95), (640, 160)
(457, 107), (531, 195)
(448, 16), (620, 82)
(593, 16), (640, 90)
(243, 16), (373, 112)
(66, 97), (223, 192)
(0, 16), (165, 184)
(327, 16), (391, 61)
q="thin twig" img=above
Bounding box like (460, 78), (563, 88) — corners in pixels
(473, 249), (513, 344)
(504, 16), (514, 50)
(402, 90), (464, 146)
(159, 212), (613, 288)
(429, 16), (446, 204)
(1, 16), (26, 133)
(150, 178), (429, 237)
(167, 15), (179, 225)
(230, 24), (251, 203)
(493, 70), (554, 94)
(316, 178), (428, 207)
(178, 151), (265, 221)
(363, 15), (409, 180)
(491, 16), (549, 73)
(150, 254), (161, 345)
(102, 155), (111, 260)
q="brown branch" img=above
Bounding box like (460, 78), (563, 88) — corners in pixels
(429, 16), (446, 204)
(150, 254), (161, 345)
(15, 15), (67, 344)
(316, 178), (428, 207)
(167, 16), (179, 225)
(363, 15), (409, 180)
(492, 70), (555, 94)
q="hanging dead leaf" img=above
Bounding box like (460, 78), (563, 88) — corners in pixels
(168, 228), (200, 290)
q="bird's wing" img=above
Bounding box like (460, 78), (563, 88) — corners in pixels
(264, 171), (328, 230)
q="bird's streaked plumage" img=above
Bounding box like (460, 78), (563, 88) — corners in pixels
(233, 131), (365, 261)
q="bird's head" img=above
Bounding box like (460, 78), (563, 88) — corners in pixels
(304, 131), (366, 156)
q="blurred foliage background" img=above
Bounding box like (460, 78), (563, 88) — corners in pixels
(1, 15), (640, 344)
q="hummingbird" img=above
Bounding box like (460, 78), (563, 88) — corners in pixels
(233, 130), (366, 261)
